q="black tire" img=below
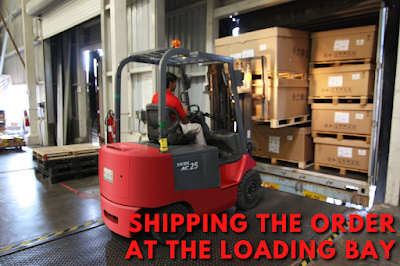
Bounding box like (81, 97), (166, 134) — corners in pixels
(151, 203), (188, 244)
(236, 169), (261, 210)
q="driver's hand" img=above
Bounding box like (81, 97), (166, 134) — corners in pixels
(183, 105), (189, 113)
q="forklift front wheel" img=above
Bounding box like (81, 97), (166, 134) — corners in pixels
(151, 203), (189, 244)
(236, 169), (261, 211)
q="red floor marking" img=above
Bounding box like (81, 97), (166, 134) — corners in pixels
(59, 183), (100, 199)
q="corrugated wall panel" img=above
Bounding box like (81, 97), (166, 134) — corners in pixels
(0, 14), (24, 54)
(130, 0), (152, 69)
(166, 3), (209, 115)
(166, 3), (207, 74)
(128, 0), (153, 133)
(165, 0), (201, 12)
(41, 0), (101, 39)
(3, 51), (25, 84)
(34, 42), (44, 82)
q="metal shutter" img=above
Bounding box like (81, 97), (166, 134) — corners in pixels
(41, 0), (101, 39)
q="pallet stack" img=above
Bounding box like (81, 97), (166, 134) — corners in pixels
(0, 110), (26, 150)
(33, 144), (99, 184)
(309, 25), (377, 175)
(215, 27), (314, 169)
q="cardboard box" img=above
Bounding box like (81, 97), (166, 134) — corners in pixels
(312, 103), (373, 135)
(252, 125), (313, 162)
(309, 64), (375, 97)
(253, 79), (310, 121)
(0, 110), (4, 119)
(311, 25), (377, 62)
(314, 137), (370, 171)
(215, 27), (311, 74)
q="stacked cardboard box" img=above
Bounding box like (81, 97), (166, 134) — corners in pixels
(215, 27), (311, 126)
(309, 25), (377, 174)
(215, 27), (314, 167)
(252, 124), (313, 169)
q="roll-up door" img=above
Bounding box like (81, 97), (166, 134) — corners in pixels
(41, 0), (101, 39)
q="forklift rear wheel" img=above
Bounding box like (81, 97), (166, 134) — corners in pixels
(151, 203), (188, 244)
(236, 169), (261, 210)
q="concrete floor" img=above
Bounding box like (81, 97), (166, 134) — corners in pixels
(0, 146), (400, 265)
(0, 146), (101, 248)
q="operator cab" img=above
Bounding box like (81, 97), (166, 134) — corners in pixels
(145, 102), (243, 165)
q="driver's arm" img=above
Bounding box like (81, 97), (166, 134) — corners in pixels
(181, 116), (189, 124)
(175, 102), (189, 124)
(181, 105), (190, 124)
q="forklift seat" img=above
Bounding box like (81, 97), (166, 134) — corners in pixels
(146, 103), (196, 145)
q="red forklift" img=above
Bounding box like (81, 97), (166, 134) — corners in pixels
(99, 47), (261, 243)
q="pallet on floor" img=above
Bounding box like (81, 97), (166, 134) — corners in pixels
(0, 135), (26, 150)
(35, 159), (98, 184)
(254, 156), (312, 169)
(33, 146), (72, 161)
(64, 144), (100, 156)
(35, 154), (98, 170)
(312, 131), (371, 143)
(314, 163), (368, 175)
(33, 144), (99, 161)
(308, 95), (372, 105)
(252, 114), (311, 128)
(309, 58), (373, 69)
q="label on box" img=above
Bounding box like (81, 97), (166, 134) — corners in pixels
(356, 39), (365, 45)
(260, 44), (267, 51)
(352, 73), (360, 80)
(333, 39), (350, 51)
(355, 113), (364, 120)
(242, 49), (254, 58)
(268, 136), (280, 154)
(338, 147), (353, 158)
(231, 53), (242, 59)
(287, 135), (293, 141)
(358, 149), (367, 156)
(335, 112), (350, 123)
(328, 76), (343, 87)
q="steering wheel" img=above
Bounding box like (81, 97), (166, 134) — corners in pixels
(165, 105), (180, 134)
(186, 104), (201, 121)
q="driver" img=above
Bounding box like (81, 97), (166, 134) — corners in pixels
(151, 72), (206, 145)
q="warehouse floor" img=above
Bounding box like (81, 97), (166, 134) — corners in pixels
(0, 146), (399, 265)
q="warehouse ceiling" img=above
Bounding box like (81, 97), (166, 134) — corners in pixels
(220, 0), (382, 37)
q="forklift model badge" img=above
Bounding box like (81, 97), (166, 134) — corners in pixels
(177, 161), (199, 172)
(104, 167), (114, 183)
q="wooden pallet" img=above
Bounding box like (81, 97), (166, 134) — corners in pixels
(35, 159), (98, 184)
(255, 156), (312, 169)
(266, 71), (307, 80)
(35, 154), (98, 170)
(33, 144), (99, 161)
(314, 163), (368, 175)
(65, 144), (100, 156)
(308, 96), (372, 105)
(253, 114), (311, 128)
(309, 58), (373, 69)
(33, 146), (71, 161)
(312, 131), (371, 144)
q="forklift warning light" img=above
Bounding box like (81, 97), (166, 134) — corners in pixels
(124, 213), (396, 260)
